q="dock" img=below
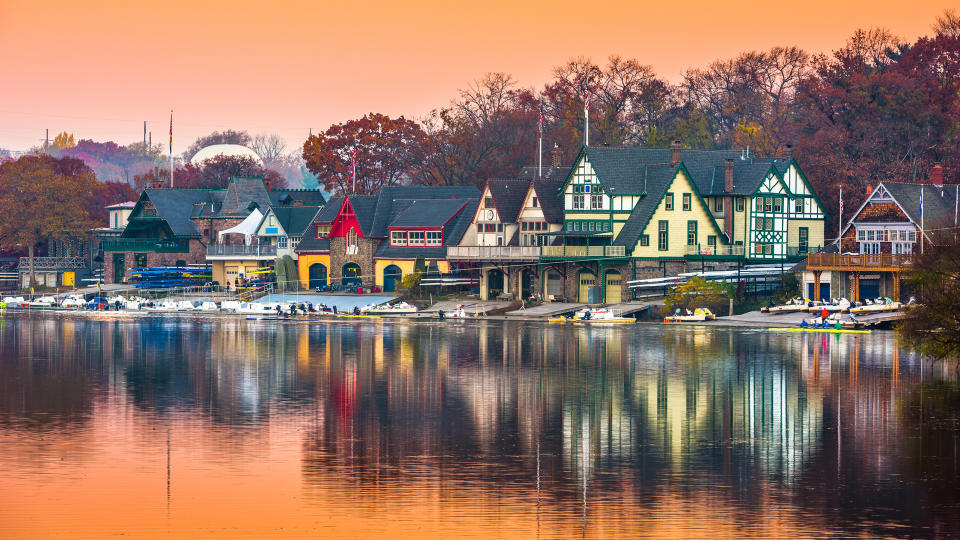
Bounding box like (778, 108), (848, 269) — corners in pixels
(503, 302), (584, 317)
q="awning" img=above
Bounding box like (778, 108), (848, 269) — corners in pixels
(217, 208), (263, 245)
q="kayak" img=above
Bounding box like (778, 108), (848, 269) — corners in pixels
(770, 327), (871, 334)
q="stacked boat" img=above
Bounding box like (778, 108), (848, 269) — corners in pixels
(551, 308), (635, 324)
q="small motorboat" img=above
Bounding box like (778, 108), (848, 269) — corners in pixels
(849, 297), (902, 314)
(365, 301), (418, 314)
(28, 296), (57, 307)
(664, 308), (716, 323)
(761, 297), (809, 314)
(220, 301), (242, 313)
(59, 294), (86, 308)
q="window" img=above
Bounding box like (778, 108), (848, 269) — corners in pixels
(794, 199), (803, 213)
(682, 193), (691, 211)
(532, 196), (539, 207)
(763, 197), (773, 212)
(708, 236), (717, 247)
(268, 216), (276, 227)
(774, 198), (783, 213)
(665, 193), (674, 211)
(640, 234), (650, 246)
(346, 227), (358, 249)
(426, 231), (442, 246)
(713, 198), (723, 212)
(658, 220), (669, 251)
(408, 231), (425, 246)
(316, 225), (331, 238)
(798, 227), (808, 253)
(755, 217), (764, 231)
(590, 194), (603, 209)
(484, 197), (495, 208)
(391, 231), (407, 246)
(687, 221), (698, 246)
(290, 237), (299, 248)
(857, 229), (866, 241)
(278, 236), (288, 249)
(588, 222), (595, 231)
(134, 253), (147, 267)
(736, 198), (745, 212)
(573, 194), (585, 209)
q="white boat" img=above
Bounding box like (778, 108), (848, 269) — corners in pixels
(366, 301), (418, 314)
(28, 296), (57, 307)
(145, 300), (179, 312)
(192, 301), (219, 311)
(220, 301), (242, 313)
(805, 298), (850, 313)
(2, 296), (26, 307)
(664, 308), (716, 322)
(761, 297), (809, 313)
(124, 300), (142, 311)
(59, 294), (86, 308)
(849, 297), (902, 314)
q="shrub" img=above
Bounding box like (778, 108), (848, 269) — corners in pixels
(662, 276), (730, 315)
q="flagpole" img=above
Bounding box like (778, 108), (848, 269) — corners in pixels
(538, 96), (543, 178)
(169, 110), (174, 188)
(920, 186), (924, 255)
(584, 90), (590, 147)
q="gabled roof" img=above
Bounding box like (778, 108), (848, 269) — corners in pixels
(532, 178), (565, 223)
(268, 206), (322, 237)
(346, 195), (379, 236)
(313, 197), (344, 223)
(389, 199), (468, 228)
(270, 189), (326, 207)
(611, 163), (679, 248)
(134, 188), (214, 238)
(294, 236), (330, 252)
(220, 177), (272, 216)
(484, 179), (529, 223)
(880, 183), (960, 244)
(366, 185), (481, 237)
(573, 146), (792, 197)
(373, 199), (479, 259)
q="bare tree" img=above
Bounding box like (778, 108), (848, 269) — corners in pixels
(933, 9), (960, 38)
(251, 133), (287, 163)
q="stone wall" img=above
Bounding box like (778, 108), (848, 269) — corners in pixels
(329, 236), (379, 288)
(103, 239), (207, 284)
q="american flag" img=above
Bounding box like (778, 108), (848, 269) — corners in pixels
(839, 187), (843, 223)
(538, 97), (543, 139)
(169, 111), (173, 154)
(583, 87), (591, 113)
(349, 147), (357, 183)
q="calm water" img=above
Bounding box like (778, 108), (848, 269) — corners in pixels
(0, 314), (958, 538)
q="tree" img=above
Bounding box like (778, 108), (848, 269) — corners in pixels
(899, 235), (960, 361)
(933, 9), (960, 38)
(133, 155), (286, 190)
(181, 129), (251, 162)
(250, 133), (287, 164)
(303, 113), (429, 194)
(51, 131), (76, 151)
(661, 276), (730, 315)
(0, 155), (100, 288)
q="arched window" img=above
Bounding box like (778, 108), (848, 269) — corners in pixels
(346, 227), (358, 254)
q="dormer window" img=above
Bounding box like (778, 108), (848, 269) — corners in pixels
(391, 231), (407, 246)
(408, 231), (425, 246)
(426, 231), (442, 246)
(315, 225), (331, 238)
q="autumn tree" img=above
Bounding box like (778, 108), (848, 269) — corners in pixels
(134, 155), (286, 190)
(0, 155), (100, 288)
(899, 235), (960, 361)
(50, 131), (76, 151)
(303, 113), (429, 194)
(181, 129), (251, 161)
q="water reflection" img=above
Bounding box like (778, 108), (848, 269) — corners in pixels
(0, 314), (957, 537)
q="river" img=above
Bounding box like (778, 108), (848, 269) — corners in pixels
(0, 314), (957, 538)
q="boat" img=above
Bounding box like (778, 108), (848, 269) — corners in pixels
(805, 298), (851, 313)
(59, 294), (86, 308)
(771, 327), (871, 334)
(195, 301), (219, 311)
(2, 296), (26, 308)
(27, 296), (57, 307)
(551, 307), (635, 324)
(364, 301), (418, 314)
(849, 297), (902, 314)
(664, 308), (716, 323)
(761, 297), (809, 314)
(220, 301), (242, 313)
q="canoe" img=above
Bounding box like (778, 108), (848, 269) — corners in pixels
(770, 327), (871, 334)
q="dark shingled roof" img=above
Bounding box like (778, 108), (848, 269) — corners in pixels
(314, 197), (344, 223)
(295, 236), (330, 252)
(485, 179), (529, 223)
(367, 185), (481, 237)
(532, 178), (565, 223)
(270, 189), (326, 207)
(517, 165), (572, 180)
(135, 189), (214, 238)
(270, 206), (322, 237)
(389, 199), (469, 228)
(347, 195), (379, 236)
(882, 182), (960, 244)
(374, 199), (479, 260)
(611, 163), (680, 248)
(219, 177), (272, 215)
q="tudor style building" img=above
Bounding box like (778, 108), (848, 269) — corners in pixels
(541, 143), (825, 302)
(799, 165), (958, 301)
(295, 186), (480, 291)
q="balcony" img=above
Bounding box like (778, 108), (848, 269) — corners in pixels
(447, 245), (541, 261)
(206, 244), (277, 259)
(103, 238), (190, 253)
(684, 245), (746, 258)
(540, 245), (626, 259)
(807, 253), (914, 271)
(17, 256), (87, 270)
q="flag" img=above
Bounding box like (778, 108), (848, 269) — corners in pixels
(169, 111), (173, 154)
(839, 188), (843, 224)
(538, 97), (543, 140)
(919, 185), (924, 223)
(583, 88), (591, 113)
(349, 147), (357, 184)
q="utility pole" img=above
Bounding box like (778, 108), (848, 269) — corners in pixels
(144, 121), (147, 145)
(45, 128), (49, 149)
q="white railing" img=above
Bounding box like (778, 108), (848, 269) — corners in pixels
(684, 245), (746, 257)
(447, 246), (540, 260)
(206, 244), (277, 258)
(540, 245), (625, 258)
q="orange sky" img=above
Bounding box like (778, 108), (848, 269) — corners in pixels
(0, 0), (953, 153)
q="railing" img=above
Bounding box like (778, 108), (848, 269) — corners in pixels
(447, 245), (540, 260)
(206, 244), (277, 258)
(17, 256), (88, 269)
(807, 253), (914, 269)
(103, 238), (190, 253)
(684, 245), (746, 257)
(540, 245), (626, 258)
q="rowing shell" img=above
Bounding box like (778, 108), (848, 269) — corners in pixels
(770, 327), (871, 334)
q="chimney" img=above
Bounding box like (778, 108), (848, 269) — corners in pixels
(784, 144), (793, 159)
(932, 164), (943, 187)
(293, 200), (303, 207)
(670, 140), (682, 165)
(264, 179), (272, 192)
(551, 144), (562, 168)
(724, 159), (735, 193)
(150, 179), (165, 189)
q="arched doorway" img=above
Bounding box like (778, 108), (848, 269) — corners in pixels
(604, 269), (622, 304)
(578, 269), (596, 303)
(308, 263), (327, 290)
(521, 269), (536, 300)
(342, 263), (362, 287)
(383, 265), (402, 292)
(487, 269), (505, 299)
(544, 269), (563, 300)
